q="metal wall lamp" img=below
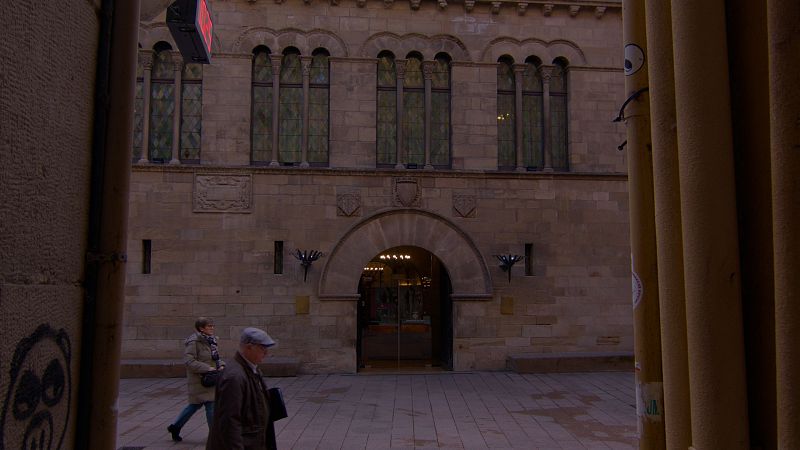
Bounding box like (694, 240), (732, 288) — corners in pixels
(293, 249), (323, 282)
(495, 254), (524, 283)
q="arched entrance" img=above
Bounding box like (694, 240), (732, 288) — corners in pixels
(318, 209), (493, 372)
(357, 246), (453, 371)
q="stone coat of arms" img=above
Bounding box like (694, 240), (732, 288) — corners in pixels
(393, 177), (421, 207)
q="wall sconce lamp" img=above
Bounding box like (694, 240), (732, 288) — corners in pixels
(293, 249), (323, 282)
(495, 254), (524, 283)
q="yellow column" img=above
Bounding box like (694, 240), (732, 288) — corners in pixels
(670, 0), (749, 448)
(643, 1), (690, 448)
(768, 0), (800, 447)
(622, 0), (664, 447)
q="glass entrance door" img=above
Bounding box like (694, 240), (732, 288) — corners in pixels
(358, 247), (444, 371)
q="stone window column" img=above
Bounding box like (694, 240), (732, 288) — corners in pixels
(138, 50), (153, 164)
(300, 56), (311, 167)
(395, 60), (407, 169)
(269, 54), (283, 167)
(513, 64), (526, 171)
(540, 65), (554, 171)
(422, 60), (434, 170)
(169, 53), (183, 165)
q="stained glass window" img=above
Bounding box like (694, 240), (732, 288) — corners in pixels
(308, 50), (329, 165)
(497, 57), (515, 168)
(132, 57), (144, 162)
(550, 62), (569, 170)
(180, 63), (202, 162)
(149, 46), (174, 162)
(430, 55), (451, 166)
(403, 54), (424, 165)
(251, 47), (273, 164)
(377, 52), (397, 165)
(279, 49), (302, 164)
(522, 61), (543, 169)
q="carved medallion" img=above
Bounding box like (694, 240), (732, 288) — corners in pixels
(194, 174), (253, 213)
(337, 192), (361, 217)
(453, 194), (476, 218)
(394, 177), (421, 207)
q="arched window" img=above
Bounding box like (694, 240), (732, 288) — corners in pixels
(496, 56), (516, 169)
(376, 51), (397, 166)
(308, 49), (330, 165)
(133, 50), (145, 162)
(149, 42), (175, 162)
(403, 52), (424, 166)
(430, 53), (451, 167)
(180, 63), (203, 162)
(550, 59), (569, 170)
(522, 57), (543, 169)
(279, 47), (303, 164)
(251, 46), (273, 164)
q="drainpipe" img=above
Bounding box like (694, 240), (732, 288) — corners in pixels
(643, 1), (690, 448)
(76, 0), (139, 448)
(768, 0), (800, 447)
(671, 0), (749, 448)
(622, 0), (665, 447)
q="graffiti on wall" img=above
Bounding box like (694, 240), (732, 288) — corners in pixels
(0, 324), (72, 450)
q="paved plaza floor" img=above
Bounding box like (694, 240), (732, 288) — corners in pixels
(117, 371), (638, 449)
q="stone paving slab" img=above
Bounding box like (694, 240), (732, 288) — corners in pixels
(117, 372), (638, 450)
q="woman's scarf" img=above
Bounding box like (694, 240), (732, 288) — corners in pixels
(204, 334), (220, 368)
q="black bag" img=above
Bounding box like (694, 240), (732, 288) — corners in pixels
(267, 387), (288, 421)
(200, 370), (220, 387)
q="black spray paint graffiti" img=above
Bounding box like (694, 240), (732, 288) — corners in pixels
(0, 324), (71, 450)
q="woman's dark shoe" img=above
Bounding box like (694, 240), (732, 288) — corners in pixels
(167, 424), (182, 442)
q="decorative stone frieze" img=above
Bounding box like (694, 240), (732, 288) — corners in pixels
(393, 177), (421, 207)
(438, 0), (447, 9)
(384, 0), (394, 8)
(491, 1), (501, 14)
(193, 174), (253, 213)
(356, 0), (366, 6)
(453, 194), (476, 218)
(409, 0), (421, 8)
(337, 192), (362, 217)
(542, 3), (554, 16)
(517, 2), (528, 15)
(569, 5), (580, 16)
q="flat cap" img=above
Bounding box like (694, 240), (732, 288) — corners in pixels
(240, 327), (276, 347)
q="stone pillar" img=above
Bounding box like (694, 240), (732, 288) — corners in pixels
(269, 54), (282, 166)
(169, 53), (182, 165)
(423, 61), (434, 170)
(513, 64), (525, 171)
(301, 56), (311, 167)
(671, 0), (750, 447)
(622, 0), (664, 447)
(769, 0), (800, 447)
(644, 0), (690, 448)
(540, 66), (553, 171)
(395, 59), (406, 169)
(138, 50), (153, 164)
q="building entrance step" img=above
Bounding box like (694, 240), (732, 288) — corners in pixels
(507, 351), (634, 373)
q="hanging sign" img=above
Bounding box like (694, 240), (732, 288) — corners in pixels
(167, 0), (213, 64)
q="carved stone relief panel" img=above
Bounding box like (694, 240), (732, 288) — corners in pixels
(393, 177), (421, 207)
(453, 193), (476, 218)
(193, 174), (253, 213)
(337, 191), (362, 217)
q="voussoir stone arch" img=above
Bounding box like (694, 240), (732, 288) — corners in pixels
(359, 32), (470, 61)
(231, 27), (348, 56)
(481, 37), (586, 65)
(318, 209), (492, 300)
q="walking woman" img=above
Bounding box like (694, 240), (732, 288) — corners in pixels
(167, 317), (225, 442)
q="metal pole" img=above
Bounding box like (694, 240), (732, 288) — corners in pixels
(643, 0), (690, 447)
(671, 0), (750, 447)
(622, 0), (664, 447)
(768, 0), (800, 447)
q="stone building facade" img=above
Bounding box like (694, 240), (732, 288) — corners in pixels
(123, 0), (630, 373)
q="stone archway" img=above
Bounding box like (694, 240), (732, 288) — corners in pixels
(318, 209), (492, 301)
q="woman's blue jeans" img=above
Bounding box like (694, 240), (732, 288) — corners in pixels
(172, 401), (214, 430)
